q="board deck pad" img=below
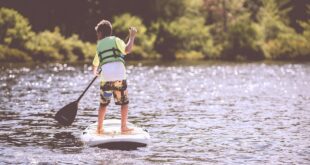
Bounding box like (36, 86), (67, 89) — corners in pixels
(81, 119), (150, 150)
(88, 125), (140, 136)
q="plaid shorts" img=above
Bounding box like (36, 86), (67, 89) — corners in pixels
(100, 80), (129, 106)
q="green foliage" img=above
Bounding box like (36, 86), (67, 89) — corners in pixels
(1, 1), (309, 62)
(204, 0), (264, 60)
(65, 34), (96, 61)
(26, 28), (95, 62)
(155, 16), (218, 60)
(112, 13), (157, 60)
(300, 20), (310, 39)
(256, 0), (309, 60)
(299, 6), (310, 39)
(263, 31), (310, 60)
(153, 0), (222, 60)
(257, 0), (293, 41)
(0, 7), (95, 62)
(0, 45), (31, 62)
(154, 0), (187, 21)
(244, 0), (263, 21)
(175, 51), (205, 60)
(221, 14), (264, 60)
(203, 0), (246, 26)
(26, 28), (67, 61)
(274, 0), (292, 24)
(183, 0), (205, 17)
(0, 7), (34, 50)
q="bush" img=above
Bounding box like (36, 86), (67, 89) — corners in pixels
(264, 21), (310, 60)
(26, 28), (96, 62)
(263, 29), (310, 60)
(0, 45), (31, 62)
(0, 7), (34, 50)
(175, 51), (204, 60)
(26, 28), (65, 61)
(66, 34), (96, 61)
(112, 13), (157, 60)
(0, 8), (95, 62)
(300, 20), (310, 41)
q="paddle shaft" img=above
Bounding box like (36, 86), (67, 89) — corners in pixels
(77, 70), (101, 102)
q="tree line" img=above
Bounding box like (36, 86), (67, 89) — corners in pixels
(0, 0), (309, 62)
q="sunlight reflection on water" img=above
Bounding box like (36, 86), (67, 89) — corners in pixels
(0, 62), (310, 164)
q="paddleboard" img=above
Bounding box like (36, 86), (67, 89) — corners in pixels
(81, 119), (150, 150)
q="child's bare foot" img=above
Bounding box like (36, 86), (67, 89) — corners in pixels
(97, 128), (104, 134)
(121, 127), (133, 133)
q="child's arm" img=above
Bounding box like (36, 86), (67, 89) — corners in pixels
(93, 65), (99, 76)
(92, 52), (100, 76)
(125, 27), (137, 54)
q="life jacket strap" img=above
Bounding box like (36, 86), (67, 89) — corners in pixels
(98, 47), (122, 61)
(99, 47), (120, 56)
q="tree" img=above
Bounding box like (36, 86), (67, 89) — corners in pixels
(155, 16), (216, 60)
(112, 13), (157, 59)
(257, 0), (310, 60)
(0, 7), (34, 50)
(288, 0), (310, 32)
(220, 14), (263, 60)
(203, 0), (245, 30)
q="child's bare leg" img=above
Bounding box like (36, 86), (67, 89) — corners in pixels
(121, 104), (133, 132)
(97, 104), (107, 134)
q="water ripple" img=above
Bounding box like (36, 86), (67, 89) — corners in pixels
(0, 62), (309, 164)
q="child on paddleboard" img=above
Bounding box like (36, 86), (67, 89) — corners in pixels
(92, 19), (137, 134)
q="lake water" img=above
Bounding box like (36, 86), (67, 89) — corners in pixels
(0, 61), (309, 164)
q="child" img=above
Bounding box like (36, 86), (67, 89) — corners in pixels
(92, 19), (137, 134)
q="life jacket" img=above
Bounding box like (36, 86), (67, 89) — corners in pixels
(97, 36), (125, 66)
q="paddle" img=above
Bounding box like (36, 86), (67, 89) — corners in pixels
(55, 71), (101, 126)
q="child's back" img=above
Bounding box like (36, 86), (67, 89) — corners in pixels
(93, 35), (127, 82)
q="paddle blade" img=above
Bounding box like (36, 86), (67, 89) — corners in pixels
(55, 101), (78, 126)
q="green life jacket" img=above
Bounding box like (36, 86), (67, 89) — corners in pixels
(97, 36), (125, 66)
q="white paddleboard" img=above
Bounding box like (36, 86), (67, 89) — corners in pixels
(81, 119), (150, 149)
